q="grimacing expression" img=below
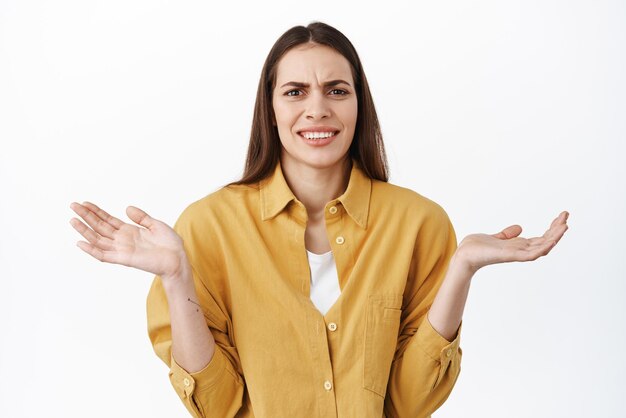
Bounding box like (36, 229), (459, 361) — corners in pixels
(272, 43), (358, 169)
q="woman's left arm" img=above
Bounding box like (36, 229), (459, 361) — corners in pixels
(385, 210), (570, 418)
(428, 210), (570, 341)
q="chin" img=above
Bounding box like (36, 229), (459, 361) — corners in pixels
(285, 150), (351, 170)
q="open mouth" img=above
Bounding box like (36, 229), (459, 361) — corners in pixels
(297, 131), (340, 140)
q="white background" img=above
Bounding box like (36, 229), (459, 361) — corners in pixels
(1, 0), (624, 417)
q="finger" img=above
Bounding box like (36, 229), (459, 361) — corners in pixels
(526, 227), (566, 249)
(126, 206), (155, 229)
(492, 224), (522, 240)
(75, 239), (134, 267)
(550, 223), (569, 246)
(70, 202), (117, 239)
(549, 211), (569, 229)
(514, 239), (555, 262)
(82, 201), (124, 229)
(76, 240), (115, 263)
(518, 226), (569, 260)
(69, 218), (115, 251)
(542, 222), (569, 243)
(512, 212), (569, 251)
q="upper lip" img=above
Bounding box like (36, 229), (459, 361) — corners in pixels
(297, 126), (340, 134)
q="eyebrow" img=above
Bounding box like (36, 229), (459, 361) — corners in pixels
(279, 79), (352, 89)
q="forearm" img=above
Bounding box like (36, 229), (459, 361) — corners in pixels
(427, 251), (475, 341)
(162, 263), (216, 373)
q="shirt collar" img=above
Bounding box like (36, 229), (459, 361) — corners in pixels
(259, 157), (372, 229)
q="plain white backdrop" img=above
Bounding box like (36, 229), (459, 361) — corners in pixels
(1, 0), (624, 417)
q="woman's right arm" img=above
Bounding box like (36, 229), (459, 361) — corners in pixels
(70, 201), (244, 417)
(69, 201), (214, 371)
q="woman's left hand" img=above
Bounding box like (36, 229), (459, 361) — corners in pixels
(456, 210), (569, 274)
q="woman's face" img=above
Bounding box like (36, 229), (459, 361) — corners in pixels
(272, 43), (358, 170)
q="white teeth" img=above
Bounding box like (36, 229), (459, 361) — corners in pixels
(301, 131), (336, 139)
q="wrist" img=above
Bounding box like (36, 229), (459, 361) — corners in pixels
(450, 250), (479, 279)
(161, 255), (193, 292)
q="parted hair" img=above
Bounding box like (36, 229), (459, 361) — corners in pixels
(225, 21), (389, 188)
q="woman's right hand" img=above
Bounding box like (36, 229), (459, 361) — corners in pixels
(69, 201), (189, 280)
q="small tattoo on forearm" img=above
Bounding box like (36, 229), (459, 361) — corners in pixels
(187, 297), (201, 312)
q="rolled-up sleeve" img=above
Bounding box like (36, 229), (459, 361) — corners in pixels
(385, 203), (462, 418)
(168, 344), (245, 417)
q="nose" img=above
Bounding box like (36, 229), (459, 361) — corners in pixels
(306, 91), (331, 120)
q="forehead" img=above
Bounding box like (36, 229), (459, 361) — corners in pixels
(275, 44), (353, 85)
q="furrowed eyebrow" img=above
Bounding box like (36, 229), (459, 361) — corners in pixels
(279, 79), (352, 89)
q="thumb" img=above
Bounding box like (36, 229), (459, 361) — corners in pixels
(492, 224), (522, 240)
(126, 206), (154, 229)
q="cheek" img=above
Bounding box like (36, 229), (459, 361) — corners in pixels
(273, 103), (296, 145)
(273, 102), (296, 127)
(340, 101), (358, 130)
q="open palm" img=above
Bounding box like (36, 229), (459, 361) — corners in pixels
(69, 201), (187, 278)
(457, 210), (570, 274)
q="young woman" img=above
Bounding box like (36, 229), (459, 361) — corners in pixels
(69, 22), (569, 418)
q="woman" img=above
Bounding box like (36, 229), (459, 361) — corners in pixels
(69, 22), (569, 418)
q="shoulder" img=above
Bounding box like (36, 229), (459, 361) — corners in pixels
(175, 183), (259, 229)
(371, 179), (451, 224)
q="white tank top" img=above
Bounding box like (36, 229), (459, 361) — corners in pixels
(306, 249), (341, 316)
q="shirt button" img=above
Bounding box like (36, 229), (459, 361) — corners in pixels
(324, 380), (333, 391)
(328, 322), (337, 331)
(446, 349), (452, 357)
(329, 206), (338, 214)
(335, 236), (345, 245)
(183, 378), (191, 387)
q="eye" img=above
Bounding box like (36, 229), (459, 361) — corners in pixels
(285, 89), (302, 97)
(329, 89), (348, 95)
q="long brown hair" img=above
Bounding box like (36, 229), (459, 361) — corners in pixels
(225, 21), (389, 188)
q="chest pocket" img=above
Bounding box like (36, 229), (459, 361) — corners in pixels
(363, 294), (403, 397)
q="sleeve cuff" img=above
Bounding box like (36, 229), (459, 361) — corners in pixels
(169, 346), (227, 399)
(415, 314), (462, 364)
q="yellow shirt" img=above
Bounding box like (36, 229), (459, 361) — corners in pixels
(146, 157), (463, 418)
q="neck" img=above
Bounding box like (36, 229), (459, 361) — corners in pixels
(280, 155), (352, 223)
